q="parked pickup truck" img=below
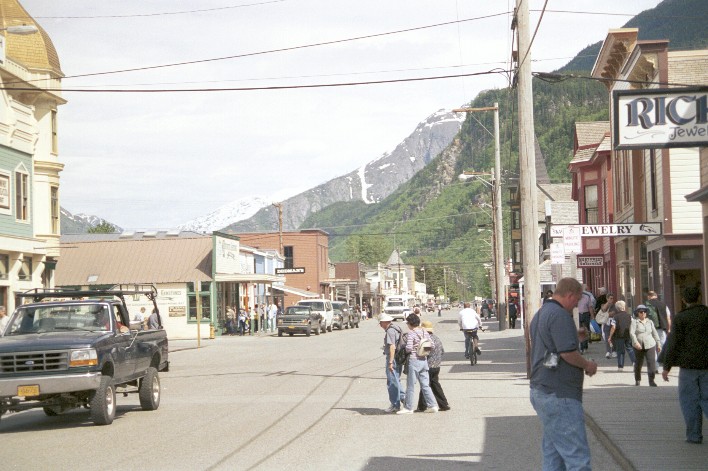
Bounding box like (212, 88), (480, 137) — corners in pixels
(0, 285), (169, 426)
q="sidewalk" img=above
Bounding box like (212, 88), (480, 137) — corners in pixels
(474, 318), (707, 471)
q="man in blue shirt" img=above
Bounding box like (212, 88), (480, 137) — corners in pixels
(530, 277), (598, 471)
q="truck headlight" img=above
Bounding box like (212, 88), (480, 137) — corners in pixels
(277, 319), (283, 326)
(70, 349), (98, 367)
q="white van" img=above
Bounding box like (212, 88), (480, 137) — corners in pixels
(296, 299), (334, 333)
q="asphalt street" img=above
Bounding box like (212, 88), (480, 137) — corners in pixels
(0, 308), (705, 470)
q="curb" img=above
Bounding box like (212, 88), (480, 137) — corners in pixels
(584, 411), (637, 471)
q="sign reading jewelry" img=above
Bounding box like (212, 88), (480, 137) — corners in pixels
(550, 223), (662, 238)
(613, 87), (708, 149)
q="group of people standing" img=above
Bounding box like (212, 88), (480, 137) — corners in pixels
(379, 309), (449, 415)
(530, 277), (707, 470)
(224, 302), (279, 336)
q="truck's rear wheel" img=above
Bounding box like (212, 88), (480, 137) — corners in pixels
(139, 367), (161, 411)
(90, 376), (116, 425)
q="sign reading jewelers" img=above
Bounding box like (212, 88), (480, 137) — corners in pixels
(613, 87), (708, 149)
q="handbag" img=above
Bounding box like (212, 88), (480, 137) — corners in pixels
(595, 309), (609, 325)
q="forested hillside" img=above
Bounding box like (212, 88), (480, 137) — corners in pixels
(301, 0), (705, 299)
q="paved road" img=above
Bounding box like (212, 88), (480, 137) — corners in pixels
(1, 310), (705, 470)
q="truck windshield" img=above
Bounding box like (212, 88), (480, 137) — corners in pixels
(388, 301), (404, 307)
(5, 304), (111, 335)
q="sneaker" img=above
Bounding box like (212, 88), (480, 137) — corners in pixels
(475, 348), (482, 355)
(396, 408), (414, 415)
(605, 352), (611, 359)
(439, 406), (451, 411)
(424, 407), (439, 413)
(384, 405), (399, 413)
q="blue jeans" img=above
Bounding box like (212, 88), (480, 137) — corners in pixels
(530, 388), (591, 471)
(614, 337), (635, 368)
(678, 368), (708, 443)
(405, 357), (436, 411)
(385, 356), (404, 408)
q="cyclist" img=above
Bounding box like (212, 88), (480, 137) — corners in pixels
(458, 301), (483, 359)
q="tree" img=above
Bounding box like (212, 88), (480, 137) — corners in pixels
(88, 221), (116, 234)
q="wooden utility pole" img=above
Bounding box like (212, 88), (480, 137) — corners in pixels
(272, 202), (284, 254)
(454, 103), (506, 331)
(515, 0), (541, 375)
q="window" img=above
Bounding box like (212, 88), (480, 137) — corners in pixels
(513, 240), (522, 265)
(18, 256), (32, 281)
(283, 246), (294, 269)
(51, 110), (58, 154)
(187, 281), (211, 321)
(584, 185), (598, 224)
(0, 254), (8, 280)
(15, 171), (29, 221)
(511, 209), (521, 230)
(50, 186), (59, 234)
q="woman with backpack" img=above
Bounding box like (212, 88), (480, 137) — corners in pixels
(397, 311), (438, 414)
(609, 300), (636, 371)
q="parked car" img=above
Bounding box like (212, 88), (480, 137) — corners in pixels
(296, 299), (334, 332)
(331, 302), (359, 329)
(277, 305), (321, 337)
(0, 285), (169, 426)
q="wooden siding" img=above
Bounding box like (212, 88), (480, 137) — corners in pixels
(669, 148), (703, 234)
(0, 145), (33, 238)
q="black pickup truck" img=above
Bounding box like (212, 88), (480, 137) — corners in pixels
(0, 285), (169, 426)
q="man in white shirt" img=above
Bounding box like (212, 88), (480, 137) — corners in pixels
(0, 306), (9, 335)
(458, 302), (483, 358)
(267, 301), (279, 333)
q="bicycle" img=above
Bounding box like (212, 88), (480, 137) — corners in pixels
(463, 327), (486, 365)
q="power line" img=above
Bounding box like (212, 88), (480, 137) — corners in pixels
(0, 69), (511, 93)
(56, 12), (510, 81)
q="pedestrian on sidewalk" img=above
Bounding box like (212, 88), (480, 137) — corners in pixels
(577, 284), (596, 354)
(398, 312), (438, 414)
(416, 320), (450, 412)
(508, 299), (518, 329)
(661, 286), (708, 444)
(597, 293), (616, 359)
(630, 305), (661, 386)
(609, 300), (636, 371)
(379, 314), (404, 413)
(529, 277), (597, 471)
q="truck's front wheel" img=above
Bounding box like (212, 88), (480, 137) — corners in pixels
(139, 367), (161, 411)
(90, 376), (116, 425)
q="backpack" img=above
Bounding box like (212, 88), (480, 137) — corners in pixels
(508, 302), (518, 318)
(414, 330), (434, 357)
(388, 324), (409, 365)
(644, 303), (660, 330)
(614, 312), (632, 339)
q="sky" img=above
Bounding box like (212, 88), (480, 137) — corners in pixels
(20, 0), (663, 229)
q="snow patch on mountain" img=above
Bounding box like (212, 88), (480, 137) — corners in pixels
(179, 196), (271, 233)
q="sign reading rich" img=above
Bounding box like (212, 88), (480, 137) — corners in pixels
(613, 87), (708, 149)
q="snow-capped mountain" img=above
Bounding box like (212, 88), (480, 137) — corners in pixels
(178, 196), (271, 233)
(222, 109), (465, 232)
(60, 207), (123, 234)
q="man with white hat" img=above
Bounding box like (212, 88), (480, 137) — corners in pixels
(380, 314), (405, 413)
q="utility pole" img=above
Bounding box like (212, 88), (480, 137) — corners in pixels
(272, 202), (283, 254)
(454, 103), (506, 330)
(515, 0), (541, 374)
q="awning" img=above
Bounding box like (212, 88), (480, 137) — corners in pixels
(272, 284), (319, 298)
(213, 273), (285, 283)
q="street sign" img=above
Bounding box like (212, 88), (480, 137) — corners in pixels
(275, 267), (305, 274)
(577, 256), (604, 267)
(551, 223), (662, 238)
(563, 226), (582, 254)
(551, 243), (565, 264)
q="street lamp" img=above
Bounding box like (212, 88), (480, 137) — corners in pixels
(456, 102), (507, 331)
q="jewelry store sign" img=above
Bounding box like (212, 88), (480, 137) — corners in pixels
(613, 87), (708, 149)
(551, 223), (662, 238)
